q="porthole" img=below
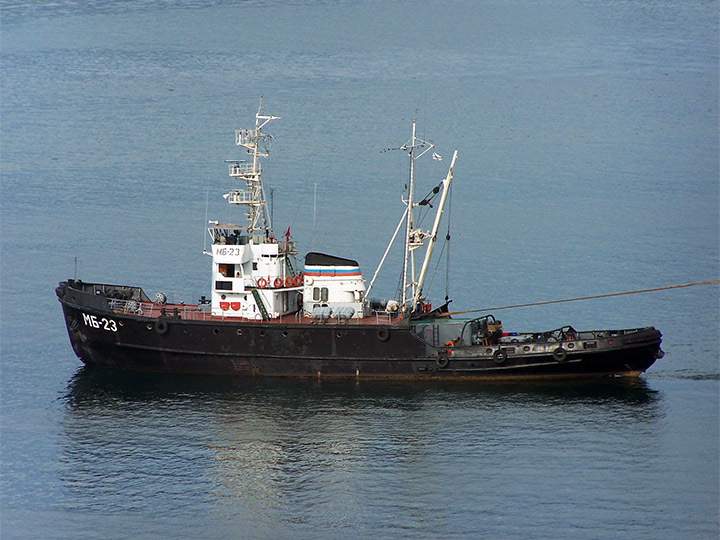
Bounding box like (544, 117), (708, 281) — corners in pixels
(259, 330), (266, 337)
(236, 329), (243, 336)
(336, 332), (342, 338)
(146, 324), (153, 331)
(523, 345), (530, 352)
(282, 331), (288, 337)
(213, 328), (220, 335)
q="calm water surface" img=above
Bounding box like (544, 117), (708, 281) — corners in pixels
(1, 1), (718, 539)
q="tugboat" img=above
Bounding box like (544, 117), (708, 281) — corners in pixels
(56, 101), (663, 379)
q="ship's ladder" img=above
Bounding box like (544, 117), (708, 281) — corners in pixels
(251, 288), (271, 321)
(284, 255), (296, 278)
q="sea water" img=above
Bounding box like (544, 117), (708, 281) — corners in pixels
(1, 1), (718, 538)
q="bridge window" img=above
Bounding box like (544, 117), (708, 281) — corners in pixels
(313, 287), (329, 301)
(218, 263), (235, 277)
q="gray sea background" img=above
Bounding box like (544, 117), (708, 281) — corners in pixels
(1, 1), (718, 539)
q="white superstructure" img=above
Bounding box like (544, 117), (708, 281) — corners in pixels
(302, 252), (366, 320)
(207, 101), (301, 320)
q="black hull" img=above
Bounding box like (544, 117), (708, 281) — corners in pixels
(57, 281), (662, 380)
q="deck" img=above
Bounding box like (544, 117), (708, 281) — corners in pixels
(108, 299), (399, 326)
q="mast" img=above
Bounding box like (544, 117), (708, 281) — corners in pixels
(400, 119), (434, 312)
(369, 119), (443, 309)
(412, 150), (458, 311)
(224, 98), (280, 240)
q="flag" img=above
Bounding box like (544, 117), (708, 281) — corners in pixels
(432, 152), (443, 161)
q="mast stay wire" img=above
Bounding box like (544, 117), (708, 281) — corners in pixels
(445, 183), (452, 302)
(439, 280), (720, 317)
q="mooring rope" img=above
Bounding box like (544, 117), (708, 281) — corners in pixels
(439, 280), (720, 317)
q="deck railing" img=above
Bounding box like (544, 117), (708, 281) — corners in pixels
(108, 298), (399, 325)
(108, 299), (213, 321)
(224, 190), (261, 205)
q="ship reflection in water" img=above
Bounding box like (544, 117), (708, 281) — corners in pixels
(59, 367), (665, 532)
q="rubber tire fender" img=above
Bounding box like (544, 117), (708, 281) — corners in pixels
(553, 347), (568, 362)
(493, 348), (507, 365)
(155, 318), (169, 335)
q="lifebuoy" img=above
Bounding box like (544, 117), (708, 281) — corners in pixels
(285, 276), (294, 287)
(154, 318), (169, 335)
(437, 355), (450, 369)
(257, 278), (267, 289)
(273, 277), (283, 288)
(492, 348), (507, 365)
(446, 340), (454, 356)
(377, 327), (390, 342)
(293, 275), (303, 287)
(553, 347), (568, 362)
